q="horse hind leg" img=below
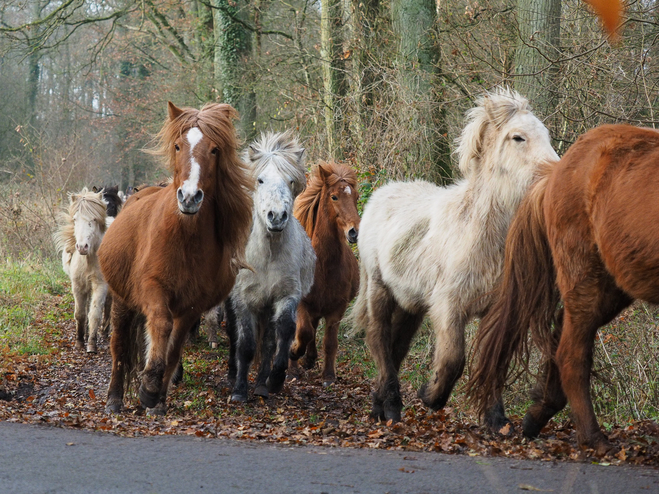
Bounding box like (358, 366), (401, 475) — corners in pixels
(267, 298), (298, 394)
(289, 303), (317, 366)
(521, 309), (566, 438)
(364, 276), (399, 422)
(106, 300), (136, 413)
(556, 281), (631, 455)
(255, 317), (276, 397)
(321, 314), (341, 386)
(418, 303), (467, 411)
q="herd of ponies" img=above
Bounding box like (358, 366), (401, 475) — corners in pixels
(52, 88), (659, 456)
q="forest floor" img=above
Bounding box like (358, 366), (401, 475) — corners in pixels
(1, 284), (659, 469)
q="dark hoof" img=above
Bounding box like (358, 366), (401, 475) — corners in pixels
(105, 398), (123, 414)
(146, 402), (167, 416)
(300, 356), (316, 371)
(582, 433), (615, 457)
(138, 385), (160, 409)
(266, 375), (285, 394)
(384, 407), (401, 423)
(230, 393), (247, 403)
(254, 384), (269, 398)
(522, 413), (544, 438)
(417, 382), (448, 411)
(75, 340), (85, 350)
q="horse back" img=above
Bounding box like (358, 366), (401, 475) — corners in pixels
(547, 125), (659, 302)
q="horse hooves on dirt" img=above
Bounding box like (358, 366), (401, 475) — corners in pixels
(105, 399), (123, 414)
(138, 385), (160, 409)
(146, 403), (168, 416)
(322, 378), (335, 387)
(230, 393), (247, 403)
(75, 340), (85, 350)
(210, 342), (218, 349)
(383, 408), (401, 423)
(266, 376), (285, 394)
(86, 345), (98, 354)
(254, 384), (269, 398)
(521, 413), (543, 438)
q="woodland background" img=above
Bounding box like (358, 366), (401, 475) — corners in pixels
(1, 0), (659, 435)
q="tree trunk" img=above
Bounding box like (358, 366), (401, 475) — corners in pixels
(320, 0), (347, 159)
(514, 0), (561, 117)
(212, 0), (256, 141)
(391, 0), (450, 182)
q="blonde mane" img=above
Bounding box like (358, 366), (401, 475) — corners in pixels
(294, 161), (358, 238)
(246, 130), (307, 196)
(54, 187), (107, 255)
(455, 87), (531, 178)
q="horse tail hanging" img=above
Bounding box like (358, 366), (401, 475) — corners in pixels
(466, 165), (560, 417)
(347, 262), (370, 337)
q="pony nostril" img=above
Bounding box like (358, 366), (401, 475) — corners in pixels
(177, 188), (184, 203)
(267, 211), (275, 223)
(193, 190), (204, 204)
(282, 211), (288, 221)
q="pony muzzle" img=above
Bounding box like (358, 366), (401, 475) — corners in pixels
(266, 210), (288, 232)
(177, 187), (204, 215)
(76, 243), (90, 255)
(347, 227), (358, 244)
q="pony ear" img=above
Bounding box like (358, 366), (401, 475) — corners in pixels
(317, 163), (331, 183)
(92, 186), (99, 193)
(295, 148), (305, 163)
(247, 144), (258, 162)
(168, 102), (184, 121)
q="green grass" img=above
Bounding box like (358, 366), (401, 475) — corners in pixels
(0, 258), (69, 355)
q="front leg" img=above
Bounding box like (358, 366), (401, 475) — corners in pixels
(86, 281), (108, 353)
(229, 297), (256, 403)
(267, 297), (299, 394)
(106, 299), (136, 413)
(72, 281), (89, 351)
(140, 300), (174, 409)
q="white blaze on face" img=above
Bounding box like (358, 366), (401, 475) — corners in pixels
(344, 185), (352, 195)
(180, 127), (203, 200)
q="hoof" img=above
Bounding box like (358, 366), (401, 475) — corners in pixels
(138, 385), (160, 409)
(230, 393), (247, 403)
(75, 340), (85, 350)
(86, 344), (98, 354)
(211, 342), (218, 349)
(522, 413), (544, 438)
(417, 382), (448, 411)
(322, 377), (335, 387)
(582, 433), (615, 457)
(383, 406), (401, 423)
(254, 384), (269, 398)
(266, 375), (285, 394)
(105, 398), (123, 414)
(146, 402), (167, 416)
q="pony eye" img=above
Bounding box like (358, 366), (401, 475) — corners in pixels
(331, 195), (338, 201)
(290, 180), (295, 186)
(211, 148), (218, 156)
(512, 135), (525, 142)
(258, 178), (264, 185)
(175, 144), (180, 151)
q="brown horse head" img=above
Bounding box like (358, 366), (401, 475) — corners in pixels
(151, 102), (242, 215)
(296, 161), (360, 244)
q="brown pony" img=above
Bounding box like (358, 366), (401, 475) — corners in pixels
(467, 124), (659, 455)
(289, 161), (360, 385)
(98, 102), (253, 415)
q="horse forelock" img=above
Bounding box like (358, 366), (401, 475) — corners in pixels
(294, 161), (358, 237)
(455, 87), (531, 178)
(247, 131), (306, 195)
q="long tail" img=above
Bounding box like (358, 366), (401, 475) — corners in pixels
(347, 262), (369, 338)
(466, 169), (560, 417)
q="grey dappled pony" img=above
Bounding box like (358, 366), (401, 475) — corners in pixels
(226, 131), (316, 402)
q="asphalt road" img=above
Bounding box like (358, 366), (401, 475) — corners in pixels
(0, 422), (657, 493)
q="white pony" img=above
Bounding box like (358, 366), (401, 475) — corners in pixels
(225, 131), (316, 402)
(54, 188), (109, 353)
(353, 88), (559, 422)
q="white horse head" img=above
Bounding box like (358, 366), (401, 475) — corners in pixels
(69, 188), (107, 256)
(456, 88), (559, 193)
(245, 131), (306, 233)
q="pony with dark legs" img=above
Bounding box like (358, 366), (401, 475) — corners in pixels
(98, 102), (253, 415)
(468, 124), (659, 456)
(225, 131), (315, 402)
(54, 188), (109, 353)
(353, 88), (558, 423)
(289, 161), (360, 385)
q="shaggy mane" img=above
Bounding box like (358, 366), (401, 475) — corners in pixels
(455, 87), (531, 178)
(54, 187), (107, 255)
(294, 161), (358, 238)
(246, 130), (306, 196)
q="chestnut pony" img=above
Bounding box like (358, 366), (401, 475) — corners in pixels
(468, 124), (659, 455)
(99, 102), (252, 415)
(289, 161), (360, 385)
